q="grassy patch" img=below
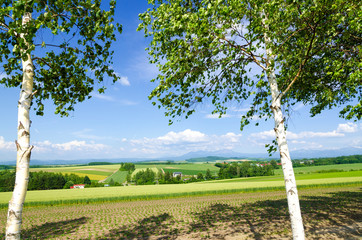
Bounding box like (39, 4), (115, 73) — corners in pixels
(131, 167), (160, 177)
(274, 163), (362, 175)
(29, 165), (121, 181)
(105, 171), (128, 184)
(59, 172), (106, 181)
(0, 186), (360, 239)
(0, 175), (360, 208)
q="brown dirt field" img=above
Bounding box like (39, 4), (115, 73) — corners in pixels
(0, 186), (360, 239)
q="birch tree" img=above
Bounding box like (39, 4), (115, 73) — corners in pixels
(138, 0), (361, 239)
(0, 0), (121, 239)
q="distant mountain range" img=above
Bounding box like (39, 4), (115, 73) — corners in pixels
(1, 147), (361, 165)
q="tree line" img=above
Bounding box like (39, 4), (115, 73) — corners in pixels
(216, 162), (276, 179)
(0, 170), (93, 192)
(131, 162), (276, 185)
(291, 155), (362, 168)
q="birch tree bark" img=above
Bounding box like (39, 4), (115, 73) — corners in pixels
(263, 13), (305, 240)
(139, 0), (360, 239)
(6, 13), (34, 240)
(1, 1), (120, 238)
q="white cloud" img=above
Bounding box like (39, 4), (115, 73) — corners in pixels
(289, 142), (324, 151)
(229, 106), (251, 112)
(220, 132), (242, 143)
(119, 100), (138, 106)
(92, 93), (115, 102)
(250, 128), (345, 141)
(61, 141), (107, 151)
(250, 130), (275, 140)
(287, 130), (344, 139)
(127, 129), (243, 156)
(0, 136), (14, 150)
(205, 113), (232, 119)
(156, 129), (208, 144)
(91, 93), (137, 106)
(337, 122), (358, 133)
(118, 76), (130, 86)
(72, 129), (120, 141)
(33, 140), (109, 153)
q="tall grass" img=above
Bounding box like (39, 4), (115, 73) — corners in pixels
(0, 181), (359, 209)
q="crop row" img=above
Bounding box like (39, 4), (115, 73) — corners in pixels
(0, 181), (360, 209)
(0, 186), (360, 239)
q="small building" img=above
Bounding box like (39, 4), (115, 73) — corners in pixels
(70, 184), (85, 189)
(173, 172), (182, 178)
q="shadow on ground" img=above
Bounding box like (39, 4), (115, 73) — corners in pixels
(20, 216), (89, 239)
(100, 213), (178, 240)
(94, 190), (361, 239)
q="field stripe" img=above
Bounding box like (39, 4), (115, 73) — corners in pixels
(0, 176), (360, 208)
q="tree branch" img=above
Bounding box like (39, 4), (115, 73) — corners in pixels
(216, 35), (268, 71)
(280, 24), (317, 97)
(33, 57), (54, 68)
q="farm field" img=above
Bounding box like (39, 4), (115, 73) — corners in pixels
(135, 163), (219, 176)
(30, 165), (121, 181)
(274, 163), (362, 175)
(131, 167), (160, 177)
(209, 170), (362, 184)
(0, 171), (360, 206)
(0, 186), (360, 239)
(26, 163), (362, 183)
(104, 171), (128, 184)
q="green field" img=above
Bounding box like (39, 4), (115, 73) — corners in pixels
(0, 171), (360, 206)
(274, 163), (362, 175)
(136, 163), (219, 176)
(131, 167), (160, 177)
(1, 186), (360, 239)
(105, 171), (128, 184)
(209, 170), (362, 183)
(25, 163), (362, 184)
(29, 165), (121, 181)
(1, 163), (361, 239)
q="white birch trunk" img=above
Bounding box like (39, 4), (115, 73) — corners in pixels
(6, 13), (34, 240)
(262, 12), (305, 240)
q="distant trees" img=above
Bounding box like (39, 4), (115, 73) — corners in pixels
(197, 172), (204, 180)
(205, 169), (213, 180)
(132, 168), (156, 185)
(270, 160), (278, 169)
(215, 162), (274, 179)
(88, 162), (113, 166)
(63, 181), (75, 189)
(312, 155), (362, 166)
(83, 176), (92, 185)
(292, 155), (362, 168)
(0, 171), (92, 192)
(0, 170), (16, 192)
(120, 163), (136, 172)
(157, 171), (183, 184)
(28, 172), (65, 190)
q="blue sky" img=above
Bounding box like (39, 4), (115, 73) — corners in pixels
(0, 1), (361, 162)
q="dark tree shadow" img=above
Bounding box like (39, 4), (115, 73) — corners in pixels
(9, 189), (358, 240)
(100, 213), (178, 240)
(185, 190), (361, 239)
(21, 216), (89, 239)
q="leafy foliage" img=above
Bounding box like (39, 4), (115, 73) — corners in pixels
(0, 0), (122, 116)
(217, 162), (274, 179)
(0, 171), (92, 192)
(138, 0), (361, 128)
(132, 168), (156, 185)
(119, 162), (136, 172)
